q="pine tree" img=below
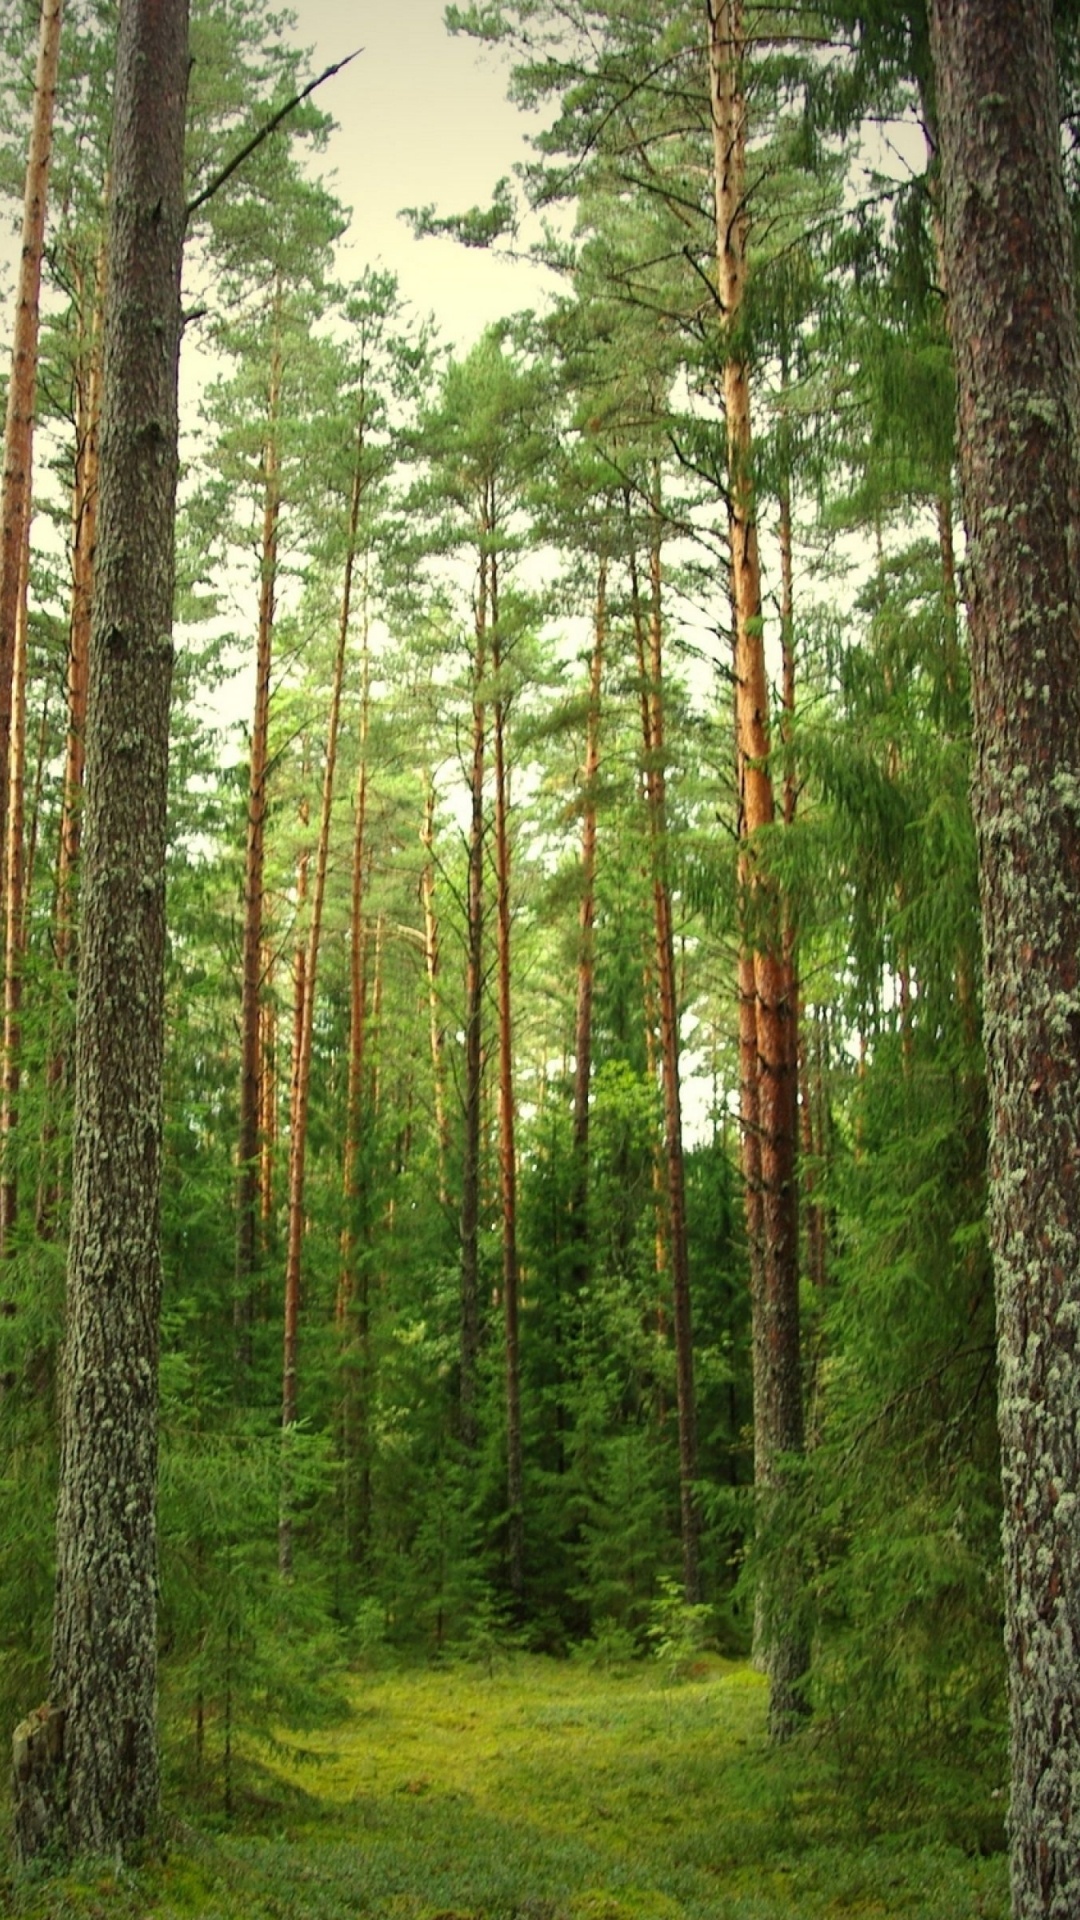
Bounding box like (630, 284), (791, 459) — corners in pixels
(929, 0), (1080, 1908)
(12, 0), (189, 1858)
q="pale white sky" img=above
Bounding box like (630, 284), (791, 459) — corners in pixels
(287, 0), (555, 345)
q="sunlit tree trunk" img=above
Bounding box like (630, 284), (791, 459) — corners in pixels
(929, 2), (1080, 1909)
(709, 0), (804, 1736)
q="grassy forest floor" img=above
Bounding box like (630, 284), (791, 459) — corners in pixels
(2, 1657), (1007, 1920)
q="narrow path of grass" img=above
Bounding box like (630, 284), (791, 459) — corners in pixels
(3, 1657), (1008, 1920)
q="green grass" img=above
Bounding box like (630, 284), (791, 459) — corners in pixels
(1, 1657), (1008, 1920)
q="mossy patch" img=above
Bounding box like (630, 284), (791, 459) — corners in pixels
(2, 1657), (1008, 1920)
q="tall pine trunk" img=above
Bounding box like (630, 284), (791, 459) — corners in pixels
(279, 433), (363, 1575)
(0, 0), (62, 869)
(630, 491), (699, 1602)
(459, 552), (487, 1451)
(0, 536), (29, 1248)
(568, 552), (605, 1283)
(709, 0), (804, 1735)
(490, 537), (524, 1602)
(11, 0), (188, 1857)
(928, 2), (1080, 1909)
(236, 297), (283, 1362)
(420, 772), (449, 1208)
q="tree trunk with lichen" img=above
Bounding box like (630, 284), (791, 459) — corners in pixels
(11, 0), (188, 1859)
(929, 2), (1080, 1912)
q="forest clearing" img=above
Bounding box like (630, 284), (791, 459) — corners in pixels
(1, 0), (1078, 1913)
(3, 1656), (1009, 1919)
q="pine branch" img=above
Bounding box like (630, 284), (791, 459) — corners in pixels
(185, 49), (363, 223)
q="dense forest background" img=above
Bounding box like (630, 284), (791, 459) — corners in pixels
(0, 0), (1056, 1841)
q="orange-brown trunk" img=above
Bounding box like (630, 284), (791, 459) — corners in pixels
(236, 305), (283, 1347)
(0, 0), (62, 866)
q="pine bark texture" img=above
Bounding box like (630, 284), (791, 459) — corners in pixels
(12, 0), (189, 1860)
(928, 2), (1080, 1913)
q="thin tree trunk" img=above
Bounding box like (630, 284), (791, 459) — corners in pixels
(0, 530), (29, 1250)
(338, 655), (371, 1564)
(55, 232), (105, 974)
(279, 432), (363, 1576)
(0, 0), (63, 871)
(490, 533), (524, 1603)
(644, 502), (699, 1605)
(236, 294), (282, 1365)
(928, 3), (1080, 1909)
(338, 637), (371, 1324)
(11, 0), (189, 1858)
(628, 487), (699, 1600)
(420, 772), (450, 1209)
(459, 552), (487, 1452)
(709, 0), (804, 1736)
(37, 239), (104, 1237)
(22, 665), (50, 950)
(258, 942), (276, 1246)
(630, 527), (673, 1390)
(569, 552), (606, 1283)
(279, 797), (309, 1579)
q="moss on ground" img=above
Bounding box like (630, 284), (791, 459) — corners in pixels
(1, 1656), (1008, 1919)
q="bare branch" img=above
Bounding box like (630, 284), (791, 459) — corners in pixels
(185, 49), (363, 223)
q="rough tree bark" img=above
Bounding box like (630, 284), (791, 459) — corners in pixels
(11, 0), (189, 1859)
(928, 2), (1080, 1913)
